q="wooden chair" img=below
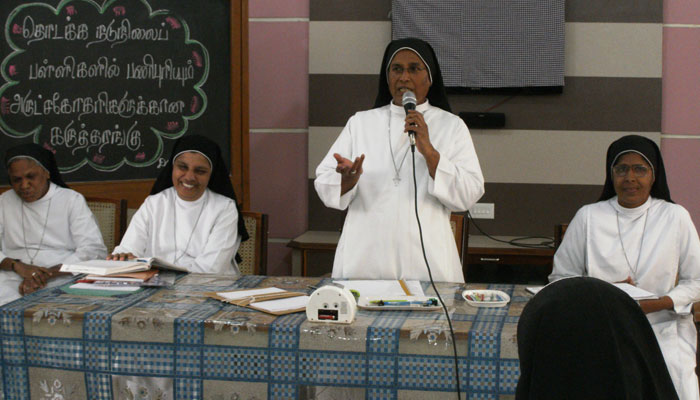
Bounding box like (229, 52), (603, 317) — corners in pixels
(450, 213), (468, 259)
(85, 197), (127, 253)
(554, 223), (569, 249)
(695, 303), (700, 389)
(238, 211), (269, 275)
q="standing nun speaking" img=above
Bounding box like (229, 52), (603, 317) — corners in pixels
(314, 38), (484, 282)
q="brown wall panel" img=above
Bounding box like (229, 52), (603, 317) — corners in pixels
(310, 75), (661, 132)
(310, 0), (661, 23)
(565, 1), (661, 23)
(310, 0), (391, 21)
(308, 180), (602, 237)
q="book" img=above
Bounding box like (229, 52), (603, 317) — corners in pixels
(60, 257), (188, 276)
(205, 287), (309, 315)
(69, 281), (142, 292)
(85, 270), (158, 282)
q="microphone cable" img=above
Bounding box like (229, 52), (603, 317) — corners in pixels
(466, 211), (554, 249)
(410, 144), (462, 398)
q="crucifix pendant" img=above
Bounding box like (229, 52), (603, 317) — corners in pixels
(393, 176), (401, 186)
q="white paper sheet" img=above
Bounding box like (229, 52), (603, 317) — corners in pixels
(69, 282), (141, 292)
(216, 287), (285, 300)
(526, 286), (544, 295)
(251, 295), (310, 313)
(613, 283), (658, 300)
(526, 282), (658, 300)
(333, 280), (425, 297)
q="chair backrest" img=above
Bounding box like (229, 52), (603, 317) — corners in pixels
(450, 213), (468, 258)
(238, 211), (269, 275)
(85, 197), (127, 253)
(554, 223), (569, 249)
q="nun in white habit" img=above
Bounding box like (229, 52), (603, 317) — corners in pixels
(550, 135), (700, 400)
(0, 143), (107, 305)
(111, 135), (248, 275)
(315, 38), (484, 282)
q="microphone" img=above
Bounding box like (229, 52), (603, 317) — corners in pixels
(402, 91), (417, 147)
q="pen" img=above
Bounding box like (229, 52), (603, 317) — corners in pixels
(369, 298), (438, 307)
(466, 294), (502, 302)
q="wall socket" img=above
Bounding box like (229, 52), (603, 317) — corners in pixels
(470, 203), (495, 219)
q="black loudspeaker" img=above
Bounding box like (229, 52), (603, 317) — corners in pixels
(459, 112), (506, 129)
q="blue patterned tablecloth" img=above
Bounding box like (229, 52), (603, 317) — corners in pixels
(0, 275), (530, 399)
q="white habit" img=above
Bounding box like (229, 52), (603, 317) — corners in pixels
(114, 187), (241, 275)
(315, 102), (484, 282)
(550, 197), (700, 400)
(0, 183), (107, 305)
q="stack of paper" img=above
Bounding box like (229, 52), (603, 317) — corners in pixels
(207, 287), (309, 315)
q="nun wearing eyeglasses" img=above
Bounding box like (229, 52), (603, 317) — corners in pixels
(314, 38), (484, 282)
(110, 135), (248, 275)
(550, 135), (700, 400)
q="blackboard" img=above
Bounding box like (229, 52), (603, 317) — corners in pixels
(0, 0), (240, 183)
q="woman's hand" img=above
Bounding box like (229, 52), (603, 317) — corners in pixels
(617, 276), (636, 286)
(47, 264), (70, 278)
(19, 278), (42, 295)
(638, 296), (674, 314)
(334, 153), (365, 195)
(107, 252), (136, 261)
(404, 110), (439, 177)
(12, 261), (51, 288)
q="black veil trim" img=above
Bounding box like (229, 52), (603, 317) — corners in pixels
(373, 38), (452, 112)
(151, 135), (249, 244)
(598, 135), (672, 203)
(5, 143), (68, 188)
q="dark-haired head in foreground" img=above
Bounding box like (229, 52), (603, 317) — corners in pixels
(516, 277), (678, 400)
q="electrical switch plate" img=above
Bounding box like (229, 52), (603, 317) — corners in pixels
(470, 203), (494, 219)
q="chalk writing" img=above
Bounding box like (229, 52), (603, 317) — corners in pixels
(0, 0), (210, 174)
(28, 56), (121, 80)
(126, 55), (194, 87)
(50, 120), (142, 154)
(89, 18), (169, 48)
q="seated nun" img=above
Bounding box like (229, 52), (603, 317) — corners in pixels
(0, 143), (107, 305)
(516, 277), (679, 400)
(549, 135), (700, 400)
(110, 135), (248, 275)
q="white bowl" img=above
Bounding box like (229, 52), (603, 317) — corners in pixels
(462, 289), (510, 308)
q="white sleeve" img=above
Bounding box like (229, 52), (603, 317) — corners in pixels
(60, 195), (108, 264)
(667, 208), (700, 314)
(428, 120), (485, 211)
(314, 117), (359, 210)
(112, 201), (150, 256)
(549, 207), (588, 282)
(179, 201), (239, 274)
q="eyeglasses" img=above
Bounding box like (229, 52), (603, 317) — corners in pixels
(612, 164), (650, 178)
(389, 65), (426, 76)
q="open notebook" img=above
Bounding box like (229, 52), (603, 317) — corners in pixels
(60, 257), (188, 275)
(527, 282), (658, 300)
